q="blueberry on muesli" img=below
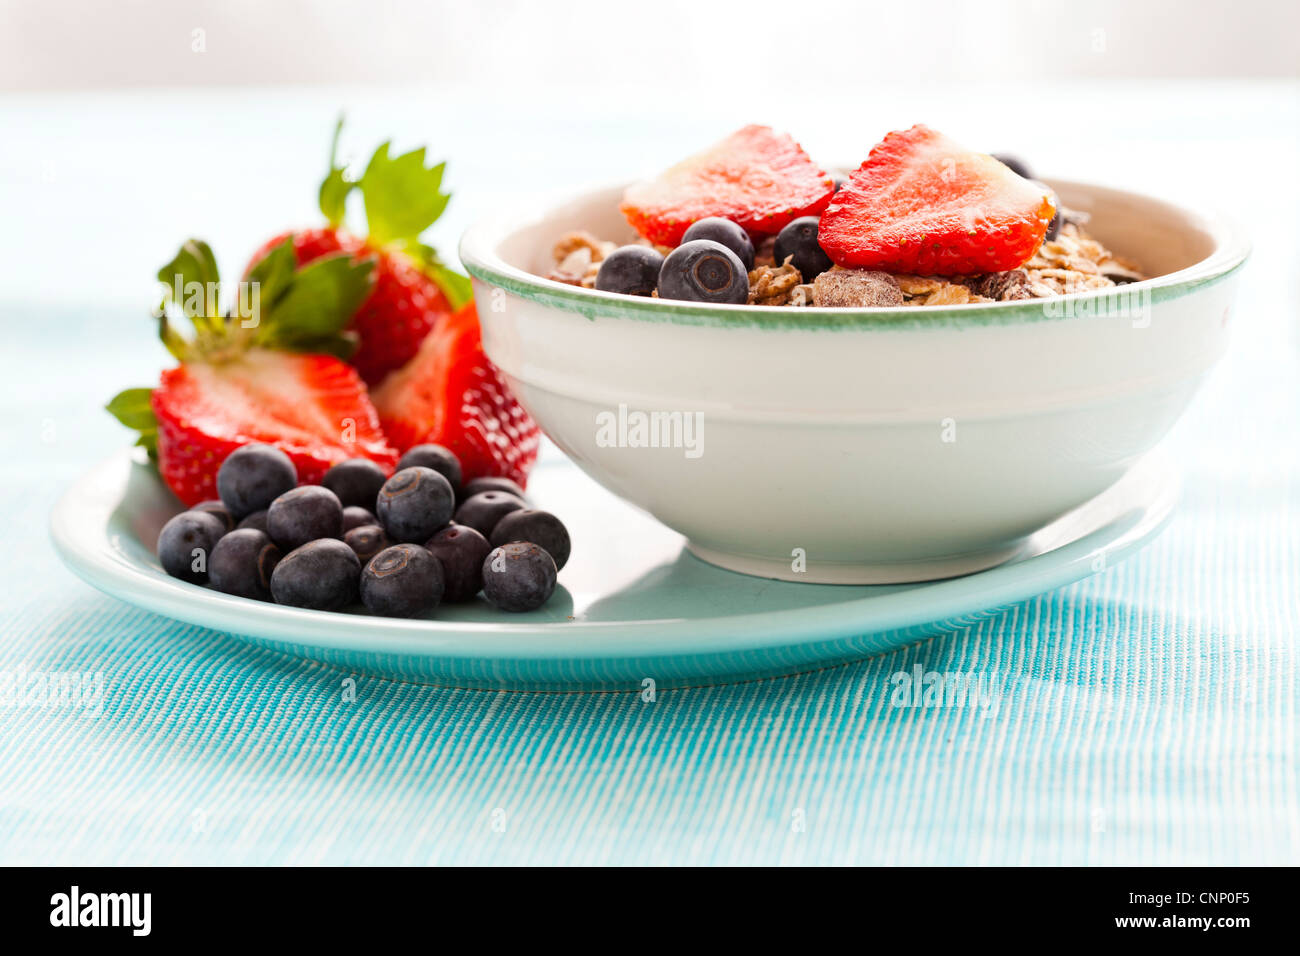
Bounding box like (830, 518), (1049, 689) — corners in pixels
(595, 246), (665, 296)
(773, 216), (833, 282)
(657, 239), (749, 304)
(680, 218), (755, 271)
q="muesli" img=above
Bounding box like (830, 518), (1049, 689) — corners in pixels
(544, 124), (1143, 308)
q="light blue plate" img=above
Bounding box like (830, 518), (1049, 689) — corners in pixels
(50, 447), (1177, 690)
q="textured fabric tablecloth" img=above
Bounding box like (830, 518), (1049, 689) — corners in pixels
(0, 84), (1296, 865)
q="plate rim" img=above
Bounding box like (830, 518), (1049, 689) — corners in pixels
(49, 447), (1178, 665)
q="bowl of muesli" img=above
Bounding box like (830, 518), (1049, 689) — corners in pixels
(460, 124), (1248, 583)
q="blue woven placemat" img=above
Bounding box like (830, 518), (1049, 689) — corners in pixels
(1, 288), (1295, 865)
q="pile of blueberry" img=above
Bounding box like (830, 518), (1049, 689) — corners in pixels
(156, 443), (570, 617)
(595, 215), (832, 305)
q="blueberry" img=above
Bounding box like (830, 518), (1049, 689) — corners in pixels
(489, 509), (571, 571)
(454, 490), (526, 538)
(831, 172), (848, 192)
(680, 218), (754, 270)
(657, 240), (749, 305)
(216, 443), (297, 520)
(342, 505), (378, 532)
(236, 509), (268, 533)
(321, 458), (388, 510)
(481, 542), (557, 612)
(209, 528), (281, 601)
(344, 524), (393, 564)
(192, 499), (234, 533)
(773, 216), (832, 281)
(360, 544), (445, 618)
(992, 153), (1032, 180)
(267, 485), (343, 551)
(595, 246), (665, 296)
(396, 444), (463, 491)
(157, 511), (227, 583)
(376, 467), (455, 543)
(461, 476), (527, 502)
(270, 539), (360, 611)
(426, 524), (491, 602)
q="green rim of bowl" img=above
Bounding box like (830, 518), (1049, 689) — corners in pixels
(459, 179), (1251, 332)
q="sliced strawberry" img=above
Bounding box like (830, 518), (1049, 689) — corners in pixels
(151, 351), (398, 505)
(372, 302), (540, 489)
(818, 124), (1056, 276)
(620, 125), (836, 246)
(246, 228), (453, 387)
(107, 235), (397, 506)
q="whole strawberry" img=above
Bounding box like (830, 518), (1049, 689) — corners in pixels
(244, 121), (472, 386)
(107, 238), (398, 506)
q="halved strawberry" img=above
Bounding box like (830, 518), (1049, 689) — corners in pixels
(372, 302), (540, 489)
(620, 125), (836, 246)
(818, 124), (1056, 276)
(152, 352), (397, 505)
(107, 237), (398, 506)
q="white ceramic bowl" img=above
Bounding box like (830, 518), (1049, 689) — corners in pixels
(460, 180), (1248, 583)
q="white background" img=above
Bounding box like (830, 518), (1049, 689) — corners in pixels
(3, 0), (1297, 90)
(0, 0), (1296, 335)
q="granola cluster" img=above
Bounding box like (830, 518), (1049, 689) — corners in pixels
(547, 208), (1142, 308)
(747, 260), (803, 305)
(547, 232), (617, 287)
(1021, 217), (1144, 296)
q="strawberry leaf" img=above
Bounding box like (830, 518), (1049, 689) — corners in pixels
(157, 239), (221, 333)
(360, 142), (449, 246)
(155, 312), (193, 363)
(319, 116), (354, 227)
(426, 261), (473, 310)
(105, 387), (158, 459)
(243, 237), (297, 313)
(257, 252), (374, 351)
(411, 242), (473, 309)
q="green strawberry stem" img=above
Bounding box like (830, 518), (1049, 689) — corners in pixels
(108, 236), (375, 450)
(320, 118), (472, 308)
